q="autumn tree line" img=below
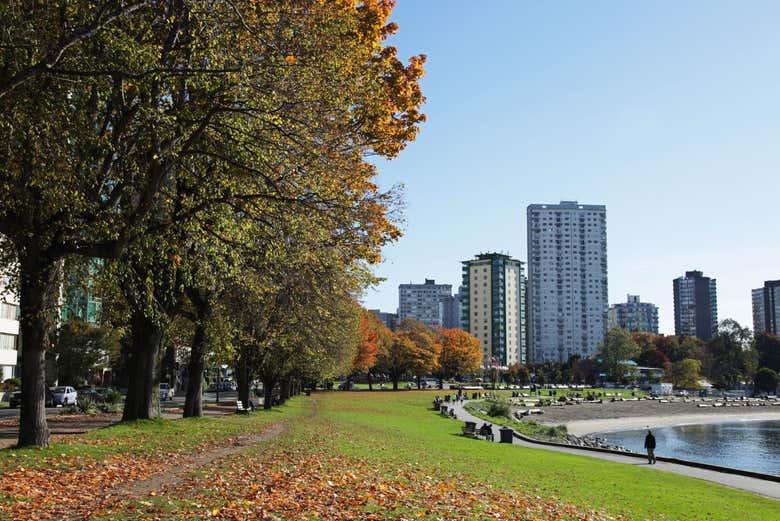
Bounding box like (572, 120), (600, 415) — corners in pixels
(0, 1), (426, 447)
(568, 320), (780, 393)
(353, 315), (483, 391)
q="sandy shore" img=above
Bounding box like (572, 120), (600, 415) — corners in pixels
(527, 399), (780, 435)
(564, 411), (780, 435)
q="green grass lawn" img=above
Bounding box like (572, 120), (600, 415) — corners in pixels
(310, 391), (776, 521)
(1, 391), (777, 520)
(464, 399), (569, 442)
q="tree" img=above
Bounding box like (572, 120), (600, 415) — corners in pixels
(754, 367), (779, 394)
(354, 311), (392, 390)
(755, 333), (780, 373)
(2, 0), (426, 446)
(395, 319), (440, 390)
(598, 328), (640, 382)
(706, 319), (757, 388)
(636, 348), (670, 369)
(670, 358), (702, 389)
(53, 319), (121, 386)
(436, 329), (482, 387)
(632, 332), (656, 353)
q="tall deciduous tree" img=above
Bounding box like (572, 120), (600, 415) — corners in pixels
(755, 333), (780, 373)
(436, 329), (482, 387)
(396, 319), (440, 390)
(598, 328), (640, 382)
(670, 358), (702, 389)
(1, 0), (425, 446)
(706, 319), (757, 388)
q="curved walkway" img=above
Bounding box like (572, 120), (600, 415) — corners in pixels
(447, 400), (780, 500)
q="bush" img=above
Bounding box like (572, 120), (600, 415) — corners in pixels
(103, 389), (123, 405)
(485, 398), (510, 417)
(754, 367), (779, 394)
(69, 396), (98, 415)
(1, 378), (21, 392)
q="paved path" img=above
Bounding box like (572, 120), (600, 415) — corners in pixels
(447, 400), (780, 500)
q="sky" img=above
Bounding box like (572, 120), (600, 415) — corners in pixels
(361, 1), (780, 334)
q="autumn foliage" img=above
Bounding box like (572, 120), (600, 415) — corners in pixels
(437, 328), (483, 381)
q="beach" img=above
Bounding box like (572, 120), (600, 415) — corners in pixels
(532, 400), (780, 435)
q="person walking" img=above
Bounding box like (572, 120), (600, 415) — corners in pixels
(644, 428), (657, 464)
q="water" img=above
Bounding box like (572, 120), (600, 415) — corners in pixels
(598, 419), (780, 475)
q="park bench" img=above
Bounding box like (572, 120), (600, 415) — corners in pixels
(478, 424), (494, 441)
(462, 421), (477, 438)
(235, 400), (251, 414)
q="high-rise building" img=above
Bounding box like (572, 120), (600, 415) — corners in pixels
(753, 280), (780, 336)
(398, 279), (452, 328)
(752, 288), (766, 334)
(461, 253), (526, 366)
(673, 270), (718, 341)
(606, 295), (659, 334)
(527, 201), (608, 363)
(439, 293), (461, 329)
(368, 309), (398, 331)
(0, 275), (19, 380)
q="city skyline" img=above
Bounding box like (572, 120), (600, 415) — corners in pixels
(362, 2), (780, 333)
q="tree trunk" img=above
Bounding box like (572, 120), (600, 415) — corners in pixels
(17, 255), (60, 447)
(392, 376), (398, 390)
(279, 377), (291, 403)
(122, 312), (162, 421)
(236, 349), (250, 408)
(183, 322), (206, 418)
(367, 371), (373, 391)
(263, 378), (275, 410)
(416, 374), (422, 391)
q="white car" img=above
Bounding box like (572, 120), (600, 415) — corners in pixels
(159, 383), (175, 401)
(50, 386), (77, 406)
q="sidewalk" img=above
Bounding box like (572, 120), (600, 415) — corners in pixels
(447, 400), (780, 500)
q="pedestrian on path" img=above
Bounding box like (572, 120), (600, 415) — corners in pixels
(644, 428), (657, 464)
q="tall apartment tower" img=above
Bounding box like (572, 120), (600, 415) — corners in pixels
(673, 270), (718, 341)
(398, 279), (452, 328)
(753, 280), (780, 335)
(461, 253), (526, 366)
(606, 295), (659, 334)
(527, 201), (608, 363)
(752, 288), (766, 334)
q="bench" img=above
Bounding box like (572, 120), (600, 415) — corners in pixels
(236, 400), (251, 414)
(478, 425), (494, 441)
(462, 423), (477, 438)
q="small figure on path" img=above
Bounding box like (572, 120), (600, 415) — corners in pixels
(644, 428), (657, 464)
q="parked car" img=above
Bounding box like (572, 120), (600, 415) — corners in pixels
(8, 391), (21, 408)
(159, 383), (175, 401)
(50, 386), (77, 406)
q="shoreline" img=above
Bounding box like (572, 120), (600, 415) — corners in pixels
(563, 411), (780, 435)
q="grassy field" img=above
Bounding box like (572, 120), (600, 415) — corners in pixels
(464, 399), (569, 441)
(0, 391), (777, 520)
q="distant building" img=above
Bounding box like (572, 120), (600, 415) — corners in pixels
(607, 295), (659, 334)
(439, 294), (459, 329)
(398, 279), (452, 328)
(461, 253), (526, 365)
(673, 270), (717, 341)
(752, 288), (766, 334)
(0, 276), (19, 381)
(368, 309), (398, 331)
(753, 280), (780, 336)
(527, 201), (608, 363)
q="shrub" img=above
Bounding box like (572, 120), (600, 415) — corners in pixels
(1, 378), (21, 392)
(103, 389), (123, 405)
(73, 396), (97, 415)
(485, 398), (510, 417)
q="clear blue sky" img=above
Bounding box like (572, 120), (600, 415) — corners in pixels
(362, 1), (780, 334)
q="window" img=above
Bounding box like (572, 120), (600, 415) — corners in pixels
(0, 303), (19, 320)
(0, 333), (17, 351)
